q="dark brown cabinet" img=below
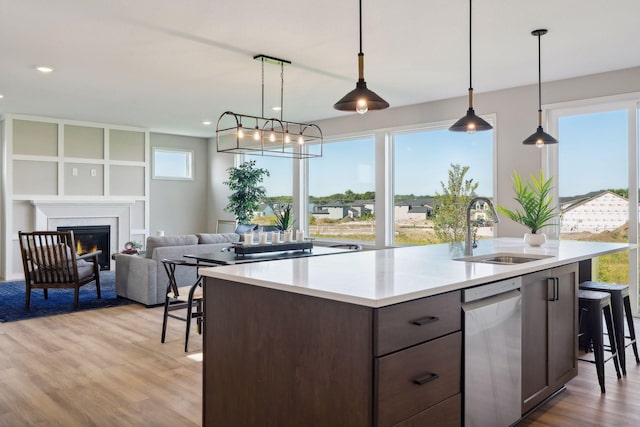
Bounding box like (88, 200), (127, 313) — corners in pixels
(202, 278), (462, 426)
(521, 263), (578, 414)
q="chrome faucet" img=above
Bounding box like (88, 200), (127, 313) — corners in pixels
(465, 197), (499, 256)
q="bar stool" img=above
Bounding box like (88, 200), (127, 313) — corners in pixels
(578, 289), (621, 393)
(580, 281), (639, 375)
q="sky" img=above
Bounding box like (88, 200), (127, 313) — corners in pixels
(252, 109), (632, 199)
(558, 109), (628, 197)
(254, 132), (493, 198)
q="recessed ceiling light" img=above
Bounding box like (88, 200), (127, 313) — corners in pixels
(201, 121), (212, 126)
(272, 106), (282, 111)
(0, 94), (4, 99)
(35, 66), (54, 73)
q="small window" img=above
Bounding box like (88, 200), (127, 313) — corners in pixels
(152, 147), (193, 180)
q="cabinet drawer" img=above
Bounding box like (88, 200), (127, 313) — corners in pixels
(394, 393), (461, 427)
(375, 332), (461, 427)
(374, 291), (461, 356)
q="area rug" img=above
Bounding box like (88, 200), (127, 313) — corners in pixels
(0, 271), (133, 322)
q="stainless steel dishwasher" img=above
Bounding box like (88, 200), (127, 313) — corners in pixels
(463, 277), (522, 427)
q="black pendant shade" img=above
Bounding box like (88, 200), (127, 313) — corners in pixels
(334, 0), (389, 114)
(523, 126), (559, 146)
(449, 0), (492, 133)
(523, 29), (558, 146)
(449, 105), (493, 133)
(334, 76), (389, 112)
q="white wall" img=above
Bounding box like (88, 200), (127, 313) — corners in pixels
(206, 138), (236, 232)
(306, 66), (640, 238)
(149, 133), (209, 235)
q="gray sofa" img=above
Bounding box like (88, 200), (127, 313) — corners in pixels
(115, 233), (239, 306)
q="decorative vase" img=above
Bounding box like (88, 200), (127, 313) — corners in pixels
(524, 232), (546, 247)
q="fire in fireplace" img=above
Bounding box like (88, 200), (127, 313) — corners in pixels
(57, 225), (111, 270)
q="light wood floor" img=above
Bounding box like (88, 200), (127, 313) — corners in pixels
(518, 317), (640, 427)
(0, 304), (638, 426)
(0, 304), (202, 426)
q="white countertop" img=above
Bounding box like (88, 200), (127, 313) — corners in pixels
(199, 238), (633, 307)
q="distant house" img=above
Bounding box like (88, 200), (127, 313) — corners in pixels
(257, 202), (276, 217)
(310, 201), (374, 220)
(394, 198), (434, 221)
(560, 191), (633, 233)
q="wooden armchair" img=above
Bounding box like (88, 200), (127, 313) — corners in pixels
(18, 230), (102, 309)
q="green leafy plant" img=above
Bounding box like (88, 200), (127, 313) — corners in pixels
(434, 164), (479, 243)
(224, 160), (270, 224)
(497, 170), (556, 234)
(274, 204), (295, 231)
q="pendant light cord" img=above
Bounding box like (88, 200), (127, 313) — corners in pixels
(537, 32), (542, 113)
(359, 0), (363, 55)
(469, 0), (472, 89)
(261, 57), (265, 118)
(280, 62), (284, 121)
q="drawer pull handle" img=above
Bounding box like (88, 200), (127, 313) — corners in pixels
(412, 316), (439, 326)
(412, 373), (440, 385)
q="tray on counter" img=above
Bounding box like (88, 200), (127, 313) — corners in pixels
(233, 240), (313, 255)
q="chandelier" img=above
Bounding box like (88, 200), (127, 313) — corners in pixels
(216, 55), (323, 159)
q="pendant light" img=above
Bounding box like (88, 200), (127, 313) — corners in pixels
(523, 29), (558, 146)
(334, 0), (389, 114)
(449, 0), (492, 133)
(216, 54), (323, 159)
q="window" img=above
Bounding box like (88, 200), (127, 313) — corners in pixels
(152, 147), (193, 180)
(558, 108), (629, 284)
(392, 126), (494, 245)
(308, 137), (375, 242)
(250, 155), (293, 227)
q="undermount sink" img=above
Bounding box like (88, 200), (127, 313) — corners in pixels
(454, 252), (553, 265)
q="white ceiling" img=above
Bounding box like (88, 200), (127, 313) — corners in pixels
(1, 0), (639, 138)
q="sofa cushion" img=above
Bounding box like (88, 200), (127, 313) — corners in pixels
(196, 233), (239, 244)
(145, 234), (198, 258)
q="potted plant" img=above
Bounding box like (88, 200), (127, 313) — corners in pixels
(224, 160), (270, 225)
(497, 170), (556, 246)
(273, 204), (296, 242)
(274, 204), (295, 232)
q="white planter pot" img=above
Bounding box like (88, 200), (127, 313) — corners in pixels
(524, 232), (546, 247)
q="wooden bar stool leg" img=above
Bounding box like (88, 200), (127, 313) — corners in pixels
(623, 295), (640, 364)
(603, 304), (622, 379)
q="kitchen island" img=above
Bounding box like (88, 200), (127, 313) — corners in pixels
(199, 238), (631, 426)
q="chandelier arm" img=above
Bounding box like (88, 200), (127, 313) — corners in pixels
(280, 62), (284, 121)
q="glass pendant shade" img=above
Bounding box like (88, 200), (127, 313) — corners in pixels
(334, 1), (389, 114)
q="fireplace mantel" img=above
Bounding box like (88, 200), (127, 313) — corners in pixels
(31, 199), (136, 269)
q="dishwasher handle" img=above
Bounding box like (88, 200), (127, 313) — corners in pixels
(463, 277), (522, 303)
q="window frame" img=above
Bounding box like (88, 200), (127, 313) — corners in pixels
(305, 134), (377, 245)
(546, 93), (640, 314)
(152, 147), (194, 181)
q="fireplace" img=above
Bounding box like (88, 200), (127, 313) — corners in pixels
(57, 225), (111, 270)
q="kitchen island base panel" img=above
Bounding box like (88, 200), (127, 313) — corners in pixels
(203, 278), (373, 427)
(393, 393), (461, 427)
